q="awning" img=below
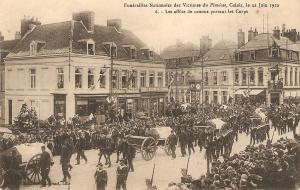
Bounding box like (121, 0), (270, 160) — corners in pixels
(233, 89), (245, 95)
(249, 89), (264, 96)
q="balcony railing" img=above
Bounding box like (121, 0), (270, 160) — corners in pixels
(268, 80), (283, 90)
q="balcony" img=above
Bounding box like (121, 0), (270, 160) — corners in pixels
(268, 80), (283, 90)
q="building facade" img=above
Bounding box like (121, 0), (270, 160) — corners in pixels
(4, 11), (168, 124)
(0, 33), (19, 125)
(166, 27), (300, 106)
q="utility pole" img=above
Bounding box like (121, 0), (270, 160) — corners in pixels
(110, 48), (114, 98)
(201, 52), (204, 114)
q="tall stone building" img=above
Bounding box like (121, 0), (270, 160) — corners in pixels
(4, 11), (168, 124)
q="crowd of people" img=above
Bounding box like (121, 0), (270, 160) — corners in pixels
(169, 137), (299, 190)
(1, 102), (300, 190)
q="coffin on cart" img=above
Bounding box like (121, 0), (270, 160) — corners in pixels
(0, 142), (53, 185)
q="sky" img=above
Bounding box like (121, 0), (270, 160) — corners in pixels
(0, 0), (299, 53)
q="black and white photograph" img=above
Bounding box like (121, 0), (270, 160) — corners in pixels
(0, 0), (300, 189)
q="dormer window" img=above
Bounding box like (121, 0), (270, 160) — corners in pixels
(149, 50), (154, 58)
(141, 48), (150, 59)
(87, 43), (95, 55)
(30, 41), (37, 56)
(78, 39), (95, 55)
(103, 42), (117, 57)
(122, 45), (137, 59)
(250, 51), (255, 60)
(30, 40), (46, 56)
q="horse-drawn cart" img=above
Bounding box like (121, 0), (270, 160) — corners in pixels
(126, 126), (173, 161)
(0, 142), (53, 186)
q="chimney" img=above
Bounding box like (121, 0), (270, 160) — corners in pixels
(15, 31), (21, 40)
(200, 35), (212, 54)
(20, 16), (41, 38)
(237, 29), (245, 48)
(297, 32), (300, 41)
(289, 29), (297, 42)
(282, 24), (286, 34)
(273, 26), (280, 39)
(0, 32), (4, 41)
(107, 19), (122, 32)
(254, 28), (258, 37)
(248, 27), (254, 42)
(72, 11), (95, 33)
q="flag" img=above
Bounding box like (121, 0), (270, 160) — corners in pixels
(126, 70), (136, 88)
(168, 73), (175, 88)
(89, 69), (106, 90)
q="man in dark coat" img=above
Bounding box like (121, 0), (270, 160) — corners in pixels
(76, 133), (88, 165)
(40, 146), (52, 187)
(94, 163), (108, 190)
(60, 140), (71, 184)
(116, 159), (129, 190)
(4, 150), (22, 190)
(168, 130), (178, 159)
(124, 138), (135, 172)
(178, 129), (187, 157)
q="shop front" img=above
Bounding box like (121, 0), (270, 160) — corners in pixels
(117, 97), (139, 118)
(75, 95), (107, 124)
(53, 94), (66, 119)
(140, 92), (167, 116)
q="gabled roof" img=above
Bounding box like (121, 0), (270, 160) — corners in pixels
(9, 21), (72, 57)
(203, 40), (236, 61)
(239, 33), (296, 51)
(7, 20), (162, 61)
(160, 42), (199, 59)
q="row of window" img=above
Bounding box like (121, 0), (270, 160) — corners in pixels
(235, 47), (297, 62)
(29, 40), (154, 60)
(170, 90), (228, 104)
(234, 69), (264, 86)
(9, 68), (164, 90)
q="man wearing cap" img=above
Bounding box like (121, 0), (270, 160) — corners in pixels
(94, 163), (108, 190)
(40, 146), (52, 187)
(75, 133), (88, 165)
(116, 159), (129, 190)
(168, 130), (178, 159)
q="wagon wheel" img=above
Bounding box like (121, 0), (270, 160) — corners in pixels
(141, 137), (157, 161)
(25, 154), (42, 185)
(164, 138), (172, 156)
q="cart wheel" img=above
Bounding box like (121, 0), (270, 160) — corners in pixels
(164, 138), (172, 156)
(141, 137), (157, 161)
(25, 154), (42, 185)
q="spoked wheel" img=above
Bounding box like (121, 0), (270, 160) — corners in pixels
(164, 138), (172, 156)
(25, 154), (42, 185)
(141, 137), (157, 161)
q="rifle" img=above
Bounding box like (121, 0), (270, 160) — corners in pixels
(150, 154), (157, 186)
(186, 154), (190, 174)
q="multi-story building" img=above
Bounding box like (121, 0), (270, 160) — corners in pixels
(0, 32), (19, 125)
(4, 11), (168, 124)
(166, 26), (300, 106)
(166, 39), (236, 104)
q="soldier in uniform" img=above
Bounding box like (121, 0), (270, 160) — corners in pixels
(105, 134), (112, 167)
(167, 130), (178, 159)
(116, 159), (129, 190)
(76, 133), (88, 165)
(40, 146), (52, 187)
(124, 138), (135, 172)
(98, 133), (108, 165)
(60, 139), (71, 184)
(3, 150), (22, 190)
(94, 163), (108, 190)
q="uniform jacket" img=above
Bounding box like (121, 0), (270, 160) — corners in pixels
(40, 151), (51, 169)
(95, 169), (108, 185)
